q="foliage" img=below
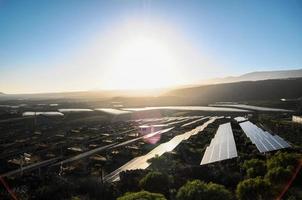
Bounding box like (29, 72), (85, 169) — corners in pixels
(77, 177), (116, 199)
(35, 179), (76, 200)
(139, 171), (170, 195)
(242, 159), (266, 178)
(265, 167), (292, 185)
(176, 180), (232, 200)
(117, 191), (167, 200)
(236, 177), (271, 200)
(147, 154), (180, 172)
(70, 197), (82, 200)
(267, 152), (298, 170)
(119, 169), (149, 194)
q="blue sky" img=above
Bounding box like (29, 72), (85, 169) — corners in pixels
(0, 0), (301, 93)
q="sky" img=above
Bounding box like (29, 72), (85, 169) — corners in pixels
(0, 0), (301, 94)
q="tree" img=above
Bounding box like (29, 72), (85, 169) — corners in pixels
(139, 171), (170, 196)
(242, 159), (266, 178)
(35, 179), (75, 200)
(176, 180), (232, 200)
(267, 152), (297, 170)
(77, 177), (116, 199)
(206, 182), (233, 200)
(265, 167), (292, 185)
(147, 154), (179, 172)
(236, 177), (271, 200)
(117, 191), (167, 200)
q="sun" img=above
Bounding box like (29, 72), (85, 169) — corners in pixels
(101, 31), (184, 90)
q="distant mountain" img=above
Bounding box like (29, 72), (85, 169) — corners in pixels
(165, 78), (302, 105)
(0, 89), (168, 101)
(199, 69), (302, 85)
(1, 69), (302, 106)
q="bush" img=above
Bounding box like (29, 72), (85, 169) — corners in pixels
(117, 191), (167, 200)
(139, 171), (170, 195)
(236, 177), (271, 200)
(176, 180), (232, 200)
(265, 167), (292, 185)
(35, 178), (76, 200)
(77, 177), (116, 199)
(147, 154), (179, 172)
(242, 159), (266, 178)
(267, 152), (297, 170)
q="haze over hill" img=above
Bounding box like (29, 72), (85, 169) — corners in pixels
(199, 69), (302, 85)
(165, 78), (302, 105)
(1, 69), (302, 106)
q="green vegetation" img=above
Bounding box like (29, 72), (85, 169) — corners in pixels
(176, 180), (232, 200)
(3, 115), (300, 200)
(117, 191), (167, 200)
(236, 177), (271, 200)
(139, 171), (170, 196)
(242, 159), (266, 178)
(147, 154), (182, 172)
(265, 167), (292, 184)
(267, 151), (298, 170)
(236, 152), (301, 200)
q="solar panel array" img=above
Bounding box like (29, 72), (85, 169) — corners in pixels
(200, 122), (238, 165)
(181, 116), (209, 127)
(239, 121), (291, 153)
(234, 116), (248, 123)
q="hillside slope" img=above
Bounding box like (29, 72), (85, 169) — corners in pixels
(165, 78), (302, 105)
(200, 69), (302, 85)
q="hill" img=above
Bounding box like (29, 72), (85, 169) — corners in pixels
(165, 78), (302, 105)
(199, 69), (302, 85)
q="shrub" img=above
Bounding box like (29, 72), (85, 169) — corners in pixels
(139, 171), (170, 195)
(176, 180), (232, 200)
(236, 177), (271, 200)
(242, 159), (266, 178)
(117, 191), (167, 200)
(267, 152), (297, 170)
(265, 167), (292, 185)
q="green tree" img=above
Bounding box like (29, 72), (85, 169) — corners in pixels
(117, 191), (167, 200)
(206, 182), (233, 200)
(139, 171), (170, 195)
(147, 154), (179, 172)
(242, 159), (266, 178)
(267, 152), (297, 170)
(236, 177), (271, 200)
(176, 180), (232, 200)
(265, 167), (292, 185)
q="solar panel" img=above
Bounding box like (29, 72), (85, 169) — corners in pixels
(274, 135), (291, 148)
(200, 122), (238, 165)
(234, 116), (248, 123)
(239, 121), (291, 153)
(201, 146), (211, 164)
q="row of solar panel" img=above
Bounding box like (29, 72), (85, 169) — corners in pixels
(200, 122), (238, 165)
(181, 116), (209, 127)
(239, 121), (291, 153)
(234, 116), (248, 123)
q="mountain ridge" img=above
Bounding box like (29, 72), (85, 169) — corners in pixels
(165, 77), (302, 105)
(0, 69), (301, 101)
(198, 68), (302, 85)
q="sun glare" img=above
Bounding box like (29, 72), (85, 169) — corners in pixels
(99, 21), (187, 90)
(105, 36), (180, 90)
